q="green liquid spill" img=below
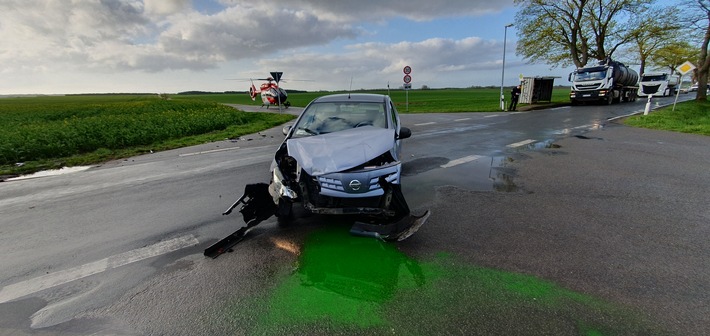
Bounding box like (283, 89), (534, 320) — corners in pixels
(247, 225), (663, 335)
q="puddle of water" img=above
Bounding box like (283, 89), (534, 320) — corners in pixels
(402, 155), (520, 204)
(242, 226), (664, 335)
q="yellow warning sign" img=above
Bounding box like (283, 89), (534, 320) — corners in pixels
(676, 61), (696, 75)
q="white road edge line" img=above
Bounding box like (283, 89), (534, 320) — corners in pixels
(0, 234), (199, 304)
(414, 122), (436, 126)
(441, 155), (484, 168)
(454, 118), (471, 122)
(506, 139), (537, 148)
(7, 166), (94, 182)
(179, 147), (241, 157)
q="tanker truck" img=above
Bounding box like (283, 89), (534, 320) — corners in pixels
(569, 58), (639, 105)
(637, 72), (680, 97)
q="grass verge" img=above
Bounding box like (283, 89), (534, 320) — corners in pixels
(624, 99), (710, 136)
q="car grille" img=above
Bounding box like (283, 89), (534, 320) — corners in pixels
(318, 176), (381, 194)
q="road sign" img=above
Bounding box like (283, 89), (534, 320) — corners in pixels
(676, 61), (696, 75)
(270, 71), (283, 83)
(403, 66), (412, 75)
(403, 74), (412, 84)
(404, 83), (411, 89)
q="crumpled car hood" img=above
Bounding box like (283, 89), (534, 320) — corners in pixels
(286, 126), (396, 176)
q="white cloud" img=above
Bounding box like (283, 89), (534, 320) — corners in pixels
(144, 0), (190, 16)
(219, 0), (513, 22)
(256, 37), (515, 90)
(0, 0), (568, 94)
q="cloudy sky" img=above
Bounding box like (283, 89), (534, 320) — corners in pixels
(0, 0), (576, 95)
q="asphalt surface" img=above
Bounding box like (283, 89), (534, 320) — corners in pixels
(398, 122), (710, 335)
(1, 99), (708, 335)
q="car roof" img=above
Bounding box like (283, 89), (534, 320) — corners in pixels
(311, 93), (389, 104)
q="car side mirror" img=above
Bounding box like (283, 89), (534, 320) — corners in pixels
(398, 127), (411, 140)
(282, 125), (292, 136)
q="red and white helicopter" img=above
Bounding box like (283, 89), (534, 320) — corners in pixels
(249, 72), (290, 108)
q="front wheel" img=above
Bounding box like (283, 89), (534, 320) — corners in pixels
(275, 199), (293, 226)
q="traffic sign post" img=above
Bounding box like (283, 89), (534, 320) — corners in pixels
(270, 72), (283, 83)
(403, 66), (412, 112)
(270, 71), (284, 113)
(673, 61), (696, 111)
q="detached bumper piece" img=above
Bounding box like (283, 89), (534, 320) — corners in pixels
(204, 183), (276, 259)
(349, 182), (430, 241)
(350, 210), (431, 242)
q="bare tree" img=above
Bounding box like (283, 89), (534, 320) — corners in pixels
(689, 0), (710, 100)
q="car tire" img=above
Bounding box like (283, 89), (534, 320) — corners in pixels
(275, 199), (293, 226)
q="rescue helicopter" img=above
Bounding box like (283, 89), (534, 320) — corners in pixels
(249, 72), (290, 108)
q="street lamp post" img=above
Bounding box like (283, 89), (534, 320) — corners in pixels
(500, 23), (513, 111)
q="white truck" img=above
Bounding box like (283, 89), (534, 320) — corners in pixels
(638, 72), (680, 97)
(569, 58), (639, 105)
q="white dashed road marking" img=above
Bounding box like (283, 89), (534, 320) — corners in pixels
(0, 234), (200, 304)
(414, 122), (436, 126)
(179, 147), (241, 157)
(506, 139), (537, 148)
(440, 155), (484, 168)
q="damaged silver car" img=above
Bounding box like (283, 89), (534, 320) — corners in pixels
(205, 94), (429, 258)
(272, 93), (411, 221)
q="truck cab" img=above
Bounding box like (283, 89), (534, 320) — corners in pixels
(569, 58), (638, 105)
(638, 72), (680, 97)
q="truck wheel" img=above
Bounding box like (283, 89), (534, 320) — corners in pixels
(606, 94), (613, 105)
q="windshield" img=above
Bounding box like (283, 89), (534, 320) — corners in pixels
(641, 74), (667, 82)
(573, 70), (607, 82)
(292, 102), (387, 137)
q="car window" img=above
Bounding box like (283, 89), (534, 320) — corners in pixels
(292, 102), (387, 137)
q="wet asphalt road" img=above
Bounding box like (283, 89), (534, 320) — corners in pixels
(0, 94), (707, 335)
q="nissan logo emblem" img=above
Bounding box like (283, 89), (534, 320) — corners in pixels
(349, 180), (362, 191)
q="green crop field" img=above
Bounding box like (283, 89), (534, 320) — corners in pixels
(181, 87), (573, 113)
(1, 88), (570, 177)
(0, 95), (293, 176)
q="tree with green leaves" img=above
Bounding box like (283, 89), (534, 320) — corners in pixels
(625, 5), (681, 75)
(514, 0), (654, 68)
(650, 41), (700, 76)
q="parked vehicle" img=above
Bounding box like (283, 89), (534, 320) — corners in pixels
(638, 72), (680, 97)
(569, 58), (639, 105)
